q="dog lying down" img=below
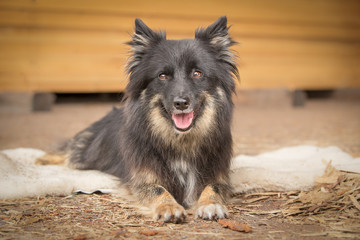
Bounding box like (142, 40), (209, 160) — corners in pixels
(38, 16), (238, 223)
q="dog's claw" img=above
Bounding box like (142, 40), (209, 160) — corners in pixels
(196, 203), (228, 220)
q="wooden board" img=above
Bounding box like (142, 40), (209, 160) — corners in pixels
(0, 0), (359, 92)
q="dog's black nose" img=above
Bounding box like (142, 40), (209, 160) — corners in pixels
(174, 97), (190, 111)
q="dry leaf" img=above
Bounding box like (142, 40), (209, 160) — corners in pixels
(218, 218), (251, 233)
(22, 217), (42, 225)
(315, 160), (343, 184)
(139, 229), (159, 236)
(111, 229), (129, 237)
(73, 235), (86, 240)
(349, 195), (360, 211)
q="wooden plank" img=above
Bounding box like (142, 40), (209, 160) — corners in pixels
(1, 37), (358, 91)
(0, 8), (359, 41)
(239, 37), (360, 89)
(2, 28), (358, 55)
(0, 27), (128, 91)
(0, 0), (359, 25)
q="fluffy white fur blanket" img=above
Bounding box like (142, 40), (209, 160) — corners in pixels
(231, 145), (360, 193)
(1, 146), (359, 199)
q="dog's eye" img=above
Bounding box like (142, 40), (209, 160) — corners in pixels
(192, 71), (203, 78)
(158, 73), (168, 80)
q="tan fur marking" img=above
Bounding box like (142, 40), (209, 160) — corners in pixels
(147, 92), (218, 156)
(129, 168), (187, 223)
(136, 184), (186, 223)
(148, 94), (173, 140)
(196, 185), (228, 220)
(197, 185), (225, 206)
(35, 154), (67, 166)
(192, 92), (216, 136)
(151, 190), (186, 223)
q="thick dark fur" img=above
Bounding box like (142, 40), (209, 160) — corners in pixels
(67, 16), (238, 223)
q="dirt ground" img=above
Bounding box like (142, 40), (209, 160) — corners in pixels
(0, 89), (360, 239)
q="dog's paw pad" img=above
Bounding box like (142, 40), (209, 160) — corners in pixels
(196, 203), (228, 220)
(153, 203), (186, 223)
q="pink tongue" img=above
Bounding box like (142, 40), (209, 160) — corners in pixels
(172, 112), (194, 130)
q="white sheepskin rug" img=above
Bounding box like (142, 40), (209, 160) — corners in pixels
(0, 146), (359, 199)
(231, 145), (360, 193)
(0, 148), (120, 199)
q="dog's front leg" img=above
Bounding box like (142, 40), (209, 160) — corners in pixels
(135, 184), (186, 223)
(196, 184), (230, 220)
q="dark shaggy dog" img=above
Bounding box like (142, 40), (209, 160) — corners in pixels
(67, 16), (238, 223)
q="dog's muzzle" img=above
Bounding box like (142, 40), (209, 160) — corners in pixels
(171, 96), (194, 131)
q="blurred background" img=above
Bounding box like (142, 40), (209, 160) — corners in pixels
(0, 0), (359, 155)
(0, 0), (359, 97)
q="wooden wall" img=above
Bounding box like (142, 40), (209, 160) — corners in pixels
(0, 0), (359, 92)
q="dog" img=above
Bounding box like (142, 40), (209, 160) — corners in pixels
(62, 16), (238, 223)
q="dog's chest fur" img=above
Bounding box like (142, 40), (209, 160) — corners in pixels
(170, 158), (198, 207)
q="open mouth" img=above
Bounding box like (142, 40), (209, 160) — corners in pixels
(171, 112), (194, 132)
(158, 98), (205, 133)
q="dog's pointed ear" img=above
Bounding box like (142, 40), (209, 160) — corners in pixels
(129, 18), (165, 53)
(133, 18), (165, 44)
(195, 16), (234, 53)
(195, 16), (238, 79)
(127, 19), (166, 73)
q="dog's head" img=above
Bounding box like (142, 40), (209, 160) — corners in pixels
(126, 17), (238, 135)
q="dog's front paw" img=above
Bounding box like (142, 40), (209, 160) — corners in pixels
(153, 202), (186, 223)
(196, 203), (228, 220)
